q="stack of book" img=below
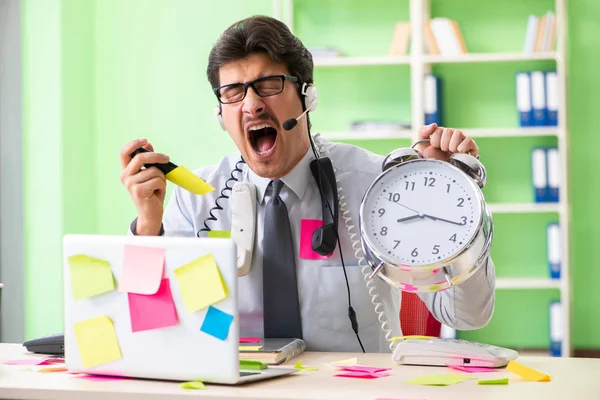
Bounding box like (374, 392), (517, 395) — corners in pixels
(523, 11), (556, 53)
(424, 18), (467, 56)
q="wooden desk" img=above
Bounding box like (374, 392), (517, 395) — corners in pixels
(0, 343), (598, 400)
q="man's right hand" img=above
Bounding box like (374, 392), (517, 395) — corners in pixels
(120, 138), (170, 236)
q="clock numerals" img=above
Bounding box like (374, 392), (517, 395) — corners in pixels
(424, 177), (436, 187)
(393, 240), (401, 249)
(380, 226), (388, 236)
(378, 208), (386, 217)
(432, 244), (440, 255)
(411, 248), (419, 257)
(461, 216), (468, 225)
(446, 183), (451, 193)
(449, 234), (457, 243)
(404, 181), (415, 191)
(457, 198), (464, 207)
(387, 192), (401, 203)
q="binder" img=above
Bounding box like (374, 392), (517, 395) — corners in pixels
(545, 71), (559, 126)
(547, 222), (561, 279)
(549, 301), (562, 357)
(516, 72), (532, 127)
(531, 148), (548, 202)
(530, 71), (547, 126)
(546, 147), (560, 202)
(424, 74), (442, 126)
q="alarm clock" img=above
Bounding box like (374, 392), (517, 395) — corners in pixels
(358, 139), (493, 292)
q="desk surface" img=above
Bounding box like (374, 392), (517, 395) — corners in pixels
(0, 343), (598, 400)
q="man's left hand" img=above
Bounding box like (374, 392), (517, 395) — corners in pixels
(416, 123), (479, 161)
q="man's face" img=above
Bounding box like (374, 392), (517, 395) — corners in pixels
(217, 52), (310, 179)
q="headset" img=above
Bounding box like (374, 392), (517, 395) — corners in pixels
(212, 80), (364, 352)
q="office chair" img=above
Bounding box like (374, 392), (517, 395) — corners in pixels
(399, 291), (441, 337)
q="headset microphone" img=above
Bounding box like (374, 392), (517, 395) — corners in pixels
(282, 108), (310, 131)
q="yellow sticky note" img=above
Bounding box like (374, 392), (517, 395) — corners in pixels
(174, 253), (228, 313)
(478, 377), (509, 385)
(294, 361), (318, 371)
(180, 381), (206, 389)
(68, 255), (115, 300)
(239, 346), (262, 351)
(208, 230), (231, 239)
(74, 316), (122, 368)
(166, 166), (214, 195)
(405, 373), (476, 386)
(390, 335), (433, 342)
(506, 360), (551, 382)
(329, 357), (358, 366)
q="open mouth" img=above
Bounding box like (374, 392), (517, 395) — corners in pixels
(248, 124), (278, 156)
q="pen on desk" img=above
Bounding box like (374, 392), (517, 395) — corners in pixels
(130, 147), (215, 196)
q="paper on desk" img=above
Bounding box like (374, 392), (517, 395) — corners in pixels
(294, 361), (318, 371)
(334, 371), (390, 379)
(338, 365), (391, 374)
(240, 337), (261, 343)
(405, 373), (476, 386)
(180, 380), (206, 389)
(506, 360), (551, 381)
(239, 346), (263, 351)
(118, 245), (164, 295)
(128, 278), (178, 333)
(447, 364), (497, 373)
(74, 315), (122, 368)
(200, 306), (233, 341)
(174, 253), (228, 312)
(329, 357), (358, 366)
(478, 377), (509, 385)
(208, 230), (231, 238)
(68, 254), (115, 300)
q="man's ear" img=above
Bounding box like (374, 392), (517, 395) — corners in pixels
(214, 105), (226, 131)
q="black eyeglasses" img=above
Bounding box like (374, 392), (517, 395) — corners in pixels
(213, 75), (299, 104)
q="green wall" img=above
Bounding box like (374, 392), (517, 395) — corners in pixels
(21, 0), (600, 350)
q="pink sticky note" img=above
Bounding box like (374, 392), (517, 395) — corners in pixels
(3, 357), (64, 366)
(299, 219), (333, 260)
(338, 366), (391, 374)
(119, 245), (164, 294)
(447, 365), (497, 373)
(240, 337), (262, 343)
(334, 371), (390, 379)
(128, 278), (178, 333)
(77, 374), (129, 381)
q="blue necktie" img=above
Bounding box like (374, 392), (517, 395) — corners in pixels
(262, 180), (303, 338)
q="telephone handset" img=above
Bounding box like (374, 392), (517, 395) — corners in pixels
(231, 181), (256, 276)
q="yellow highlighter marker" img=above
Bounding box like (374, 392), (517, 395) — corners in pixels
(131, 148), (214, 195)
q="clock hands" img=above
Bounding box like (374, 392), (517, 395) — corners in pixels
(396, 214), (425, 223)
(422, 214), (466, 226)
(388, 198), (465, 226)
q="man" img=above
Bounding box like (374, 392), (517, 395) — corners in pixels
(119, 15), (495, 352)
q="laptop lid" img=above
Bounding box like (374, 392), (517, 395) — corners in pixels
(63, 234), (240, 383)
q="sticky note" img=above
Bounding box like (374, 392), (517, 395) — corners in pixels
(240, 337), (261, 343)
(239, 346), (263, 351)
(294, 361), (318, 371)
(180, 381), (206, 389)
(329, 357), (358, 366)
(200, 306), (233, 341)
(174, 253), (228, 312)
(405, 373), (476, 386)
(166, 166), (214, 196)
(506, 360), (551, 381)
(478, 377), (509, 385)
(240, 360), (268, 370)
(74, 316), (122, 368)
(118, 245), (164, 295)
(208, 230), (231, 238)
(338, 365), (391, 374)
(38, 366), (68, 373)
(299, 219), (333, 259)
(335, 371), (390, 379)
(447, 365), (498, 373)
(68, 255), (115, 300)
(4, 358), (63, 366)
(128, 278), (178, 333)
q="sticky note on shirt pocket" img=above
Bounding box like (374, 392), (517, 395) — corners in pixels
(300, 219), (333, 260)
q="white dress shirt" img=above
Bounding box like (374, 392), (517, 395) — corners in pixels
(133, 134), (495, 352)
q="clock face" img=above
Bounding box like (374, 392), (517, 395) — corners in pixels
(361, 159), (483, 266)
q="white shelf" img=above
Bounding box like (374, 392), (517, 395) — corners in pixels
(496, 277), (562, 290)
(322, 130), (413, 140)
(313, 56), (410, 67)
(423, 52), (558, 64)
(488, 203), (561, 214)
(459, 127), (559, 138)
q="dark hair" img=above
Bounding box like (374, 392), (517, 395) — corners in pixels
(206, 15), (314, 90)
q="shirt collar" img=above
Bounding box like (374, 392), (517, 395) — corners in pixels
(249, 147), (315, 204)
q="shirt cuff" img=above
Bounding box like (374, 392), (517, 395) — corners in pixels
(129, 217), (165, 236)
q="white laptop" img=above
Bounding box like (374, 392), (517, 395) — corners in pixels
(63, 234), (297, 384)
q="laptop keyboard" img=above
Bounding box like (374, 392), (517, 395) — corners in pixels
(240, 371), (260, 377)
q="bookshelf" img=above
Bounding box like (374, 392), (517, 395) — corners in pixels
(274, 0), (570, 357)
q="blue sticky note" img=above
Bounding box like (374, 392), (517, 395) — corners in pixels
(200, 306), (233, 341)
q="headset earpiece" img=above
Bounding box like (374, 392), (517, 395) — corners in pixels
(214, 106), (226, 131)
(301, 83), (318, 112)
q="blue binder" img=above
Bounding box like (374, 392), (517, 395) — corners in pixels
(545, 71), (559, 126)
(546, 147), (560, 202)
(531, 147), (548, 202)
(549, 301), (562, 357)
(546, 222), (561, 279)
(531, 71), (547, 126)
(424, 74), (442, 126)
(516, 72), (533, 127)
